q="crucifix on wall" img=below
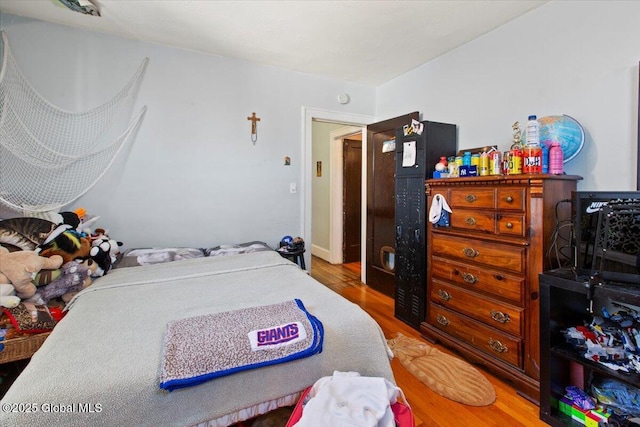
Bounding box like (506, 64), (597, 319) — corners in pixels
(247, 112), (261, 144)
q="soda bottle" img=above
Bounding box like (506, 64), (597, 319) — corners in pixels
(523, 115), (542, 173)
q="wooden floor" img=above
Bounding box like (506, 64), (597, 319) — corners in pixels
(310, 256), (548, 427)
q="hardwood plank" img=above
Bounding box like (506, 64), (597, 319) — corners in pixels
(310, 256), (547, 427)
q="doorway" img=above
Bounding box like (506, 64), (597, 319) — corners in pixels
(312, 124), (364, 265)
(303, 108), (375, 281)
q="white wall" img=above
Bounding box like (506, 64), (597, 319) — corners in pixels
(3, 1), (639, 252)
(376, 0), (640, 191)
(311, 121), (342, 256)
(0, 15), (376, 249)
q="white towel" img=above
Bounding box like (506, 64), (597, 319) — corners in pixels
(293, 371), (400, 427)
(429, 193), (452, 224)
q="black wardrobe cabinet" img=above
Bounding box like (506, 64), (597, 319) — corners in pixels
(394, 120), (457, 329)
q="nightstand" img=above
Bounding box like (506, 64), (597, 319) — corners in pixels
(277, 247), (306, 269)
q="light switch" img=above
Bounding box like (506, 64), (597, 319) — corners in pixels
(289, 183), (297, 193)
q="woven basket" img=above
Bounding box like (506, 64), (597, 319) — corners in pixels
(0, 332), (50, 364)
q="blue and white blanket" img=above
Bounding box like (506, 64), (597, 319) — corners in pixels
(160, 299), (323, 391)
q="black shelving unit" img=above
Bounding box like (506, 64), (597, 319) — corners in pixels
(539, 269), (640, 426)
(393, 120), (456, 329)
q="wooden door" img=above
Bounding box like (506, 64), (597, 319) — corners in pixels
(366, 112), (419, 297)
(343, 139), (361, 263)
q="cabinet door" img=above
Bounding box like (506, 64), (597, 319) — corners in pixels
(395, 176), (426, 328)
(366, 112), (419, 297)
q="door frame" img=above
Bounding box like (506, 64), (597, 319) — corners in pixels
(329, 126), (362, 265)
(302, 107), (375, 279)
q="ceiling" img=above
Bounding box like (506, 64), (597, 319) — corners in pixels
(0, 0), (548, 86)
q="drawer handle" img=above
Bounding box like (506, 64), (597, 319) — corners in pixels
(495, 274), (504, 281)
(462, 247), (479, 258)
(489, 338), (508, 353)
(436, 314), (450, 327)
(462, 272), (478, 284)
(505, 222), (513, 229)
(490, 310), (511, 324)
(505, 196), (514, 203)
(465, 194), (477, 203)
(437, 290), (451, 301)
(465, 217), (477, 226)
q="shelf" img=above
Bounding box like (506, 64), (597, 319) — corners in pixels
(550, 344), (640, 386)
(540, 269), (640, 426)
(542, 400), (588, 427)
(542, 268), (640, 303)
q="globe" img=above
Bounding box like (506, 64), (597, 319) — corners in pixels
(537, 115), (585, 163)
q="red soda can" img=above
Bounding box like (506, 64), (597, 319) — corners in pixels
(523, 146), (542, 174)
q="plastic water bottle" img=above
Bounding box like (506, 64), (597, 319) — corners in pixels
(526, 115), (540, 146)
(549, 142), (564, 174)
(541, 144), (549, 174)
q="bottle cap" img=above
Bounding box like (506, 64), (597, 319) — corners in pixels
(528, 115), (537, 120)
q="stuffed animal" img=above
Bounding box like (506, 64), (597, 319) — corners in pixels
(32, 268), (62, 287)
(51, 208), (99, 235)
(72, 208), (100, 237)
(89, 231), (122, 277)
(0, 246), (64, 300)
(38, 225), (92, 264)
(35, 260), (94, 304)
(0, 284), (20, 309)
(0, 217), (56, 251)
(62, 259), (98, 302)
(89, 238), (116, 276)
(58, 211), (82, 230)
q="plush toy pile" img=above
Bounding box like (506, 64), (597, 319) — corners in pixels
(0, 208), (122, 339)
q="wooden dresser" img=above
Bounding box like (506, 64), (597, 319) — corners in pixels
(420, 175), (581, 403)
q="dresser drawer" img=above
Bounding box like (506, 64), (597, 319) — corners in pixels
(428, 303), (522, 367)
(496, 213), (526, 237)
(497, 187), (526, 211)
(431, 233), (526, 273)
(450, 209), (495, 233)
(431, 280), (524, 336)
(449, 188), (495, 209)
(431, 256), (525, 304)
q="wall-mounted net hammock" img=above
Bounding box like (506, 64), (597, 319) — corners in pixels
(0, 31), (148, 214)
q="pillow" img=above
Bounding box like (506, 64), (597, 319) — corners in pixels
(113, 247), (206, 269)
(2, 302), (57, 334)
(204, 241), (272, 257)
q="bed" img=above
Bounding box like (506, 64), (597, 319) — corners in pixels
(0, 250), (395, 427)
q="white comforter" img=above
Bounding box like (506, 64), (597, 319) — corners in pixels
(0, 251), (394, 427)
